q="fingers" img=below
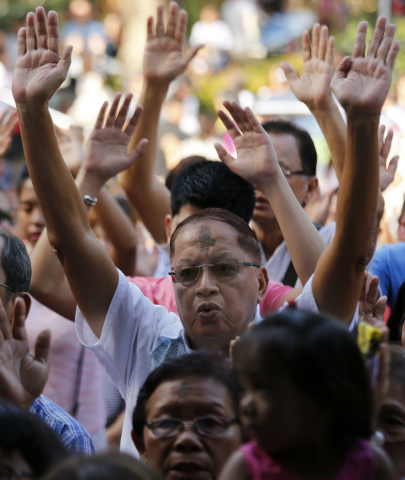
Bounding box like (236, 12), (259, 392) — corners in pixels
(311, 23), (320, 59)
(380, 127), (393, 161)
(146, 16), (154, 42)
(375, 296), (387, 324)
(216, 108), (241, 141)
(318, 25), (328, 60)
(166, 2), (179, 38)
(214, 142), (236, 167)
(175, 9), (188, 45)
(94, 101), (108, 129)
(245, 107), (267, 134)
(365, 276), (379, 306)
(387, 155), (399, 177)
(302, 31), (312, 62)
(326, 36), (335, 67)
(47, 10), (61, 54)
(378, 125), (386, 150)
(352, 21), (368, 58)
(34, 329), (51, 365)
(59, 45), (73, 78)
(376, 23), (396, 62)
(280, 61), (298, 87)
(367, 16), (387, 57)
(36, 6), (48, 49)
(386, 39), (401, 69)
(333, 55), (351, 81)
(11, 297), (28, 341)
(128, 138), (149, 164)
(223, 100), (253, 134)
(124, 105), (144, 138)
(26, 12), (37, 51)
(17, 27), (27, 57)
(155, 4), (165, 37)
(115, 93), (133, 130)
(105, 93), (121, 128)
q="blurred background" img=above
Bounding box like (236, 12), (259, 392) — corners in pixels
(0, 0), (404, 244)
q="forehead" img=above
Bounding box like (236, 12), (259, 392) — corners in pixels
(147, 377), (234, 416)
(269, 133), (302, 170)
(173, 220), (245, 263)
(19, 179), (38, 203)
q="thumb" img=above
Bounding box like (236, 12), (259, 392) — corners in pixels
(214, 142), (236, 168)
(333, 56), (351, 82)
(128, 138), (149, 167)
(34, 329), (51, 365)
(388, 155), (399, 177)
(183, 44), (204, 66)
(280, 62), (298, 86)
(375, 296), (387, 324)
(59, 45), (73, 77)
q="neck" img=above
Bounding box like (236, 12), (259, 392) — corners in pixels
(185, 333), (230, 355)
(252, 219), (284, 260)
(269, 442), (345, 480)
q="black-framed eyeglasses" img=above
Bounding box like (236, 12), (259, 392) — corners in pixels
(145, 416), (238, 438)
(0, 283), (16, 293)
(0, 465), (34, 479)
(169, 259), (260, 286)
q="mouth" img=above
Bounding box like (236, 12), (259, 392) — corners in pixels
(30, 230), (43, 242)
(254, 195), (270, 209)
(196, 303), (221, 319)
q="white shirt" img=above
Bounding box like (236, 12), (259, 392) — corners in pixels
(75, 267), (325, 456)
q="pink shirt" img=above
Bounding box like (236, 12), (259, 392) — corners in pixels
(26, 297), (107, 435)
(240, 441), (375, 480)
(127, 276), (292, 317)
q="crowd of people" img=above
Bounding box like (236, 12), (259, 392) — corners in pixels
(0, 1), (405, 479)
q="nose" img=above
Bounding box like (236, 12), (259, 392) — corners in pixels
(32, 206), (45, 227)
(240, 392), (256, 419)
(173, 425), (204, 452)
(195, 265), (219, 297)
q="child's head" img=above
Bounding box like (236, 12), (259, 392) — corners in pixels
(234, 309), (372, 452)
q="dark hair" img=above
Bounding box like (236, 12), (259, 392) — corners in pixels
(387, 279), (405, 342)
(132, 353), (241, 441)
(0, 229), (31, 301)
(16, 164), (30, 197)
(170, 161), (255, 223)
(388, 344), (405, 386)
(165, 156), (207, 191)
(261, 120), (317, 176)
(169, 208), (262, 263)
(41, 452), (160, 480)
(0, 401), (68, 477)
(234, 309), (372, 446)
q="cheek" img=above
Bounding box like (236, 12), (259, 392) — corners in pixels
(204, 436), (241, 475)
(144, 436), (171, 472)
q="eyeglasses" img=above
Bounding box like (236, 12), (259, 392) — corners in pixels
(145, 416), (238, 438)
(0, 283), (16, 293)
(169, 259), (260, 286)
(0, 465), (34, 479)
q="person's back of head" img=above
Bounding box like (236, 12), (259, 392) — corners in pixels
(170, 160), (255, 223)
(41, 452), (161, 480)
(234, 308), (372, 447)
(261, 120), (317, 176)
(0, 401), (68, 478)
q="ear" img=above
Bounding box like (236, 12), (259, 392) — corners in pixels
(303, 177), (318, 207)
(257, 266), (269, 304)
(131, 429), (148, 461)
(15, 292), (31, 319)
(165, 215), (172, 244)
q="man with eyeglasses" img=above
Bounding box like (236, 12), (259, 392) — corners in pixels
(131, 354), (242, 480)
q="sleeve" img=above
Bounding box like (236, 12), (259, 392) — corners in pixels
(370, 246), (390, 298)
(66, 435), (95, 456)
(260, 281), (293, 316)
(75, 268), (180, 397)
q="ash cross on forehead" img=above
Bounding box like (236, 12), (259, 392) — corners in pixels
(195, 226), (216, 251)
(179, 381), (197, 400)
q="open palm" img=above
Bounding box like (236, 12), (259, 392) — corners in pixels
(143, 2), (203, 85)
(214, 101), (280, 189)
(12, 8), (72, 105)
(84, 93), (148, 183)
(331, 19), (400, 115)
(0, 298), (50, 409)
(281, 25), (335, 110)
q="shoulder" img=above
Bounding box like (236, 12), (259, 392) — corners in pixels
(372, 445), (394, 480)
(30, 395), (95, 455)
(219, 449), (248, 480)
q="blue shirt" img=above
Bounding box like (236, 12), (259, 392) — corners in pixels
(30, 395), (95, 455)
(370, 242), (405, 309)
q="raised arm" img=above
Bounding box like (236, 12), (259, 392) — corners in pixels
(119, 2), (203, 244)
(311, 17), (400, 323)
(214, 101), (326, 286)
(13, 8), (147, 338)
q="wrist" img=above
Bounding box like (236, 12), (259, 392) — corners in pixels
(346, 110), (380, 124)
(255, 168), (285, 193)
(144, 80), (170, 96)
(309, 97), (338, 115)
(16, 101), (49, 113)
(75, 166), (105, 197)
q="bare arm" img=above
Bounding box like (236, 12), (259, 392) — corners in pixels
(119, 2), (202, 244)
(215, 101), (326, 286)
(219, 449), (248, 480)
(13, 8), (147, 338)
(311, 18), (400, 323)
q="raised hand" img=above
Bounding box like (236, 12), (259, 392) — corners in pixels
(0, 110), (17, 157)
(143, 2), (203, 86)
(214, 100), (280, 189)
(12, 7), (72, 105)
(358, 274), (387, 327)
(331, 17), (400, 115)
(281, 24), (335, 111)
(378, 125), (399, 191)
(83, 93), (148, 186)
(0, 297), (50, 409)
